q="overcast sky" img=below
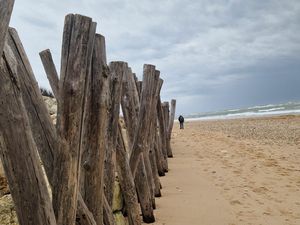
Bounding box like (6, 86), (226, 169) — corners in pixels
(9, 0), (300, 114)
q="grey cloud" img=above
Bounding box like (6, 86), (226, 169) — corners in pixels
(8, 0), (300, 114)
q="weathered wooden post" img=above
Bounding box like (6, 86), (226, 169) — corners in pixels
(152, 79), (165, 176)
(39, 49), (60, 99)
(116, 123), (142, 225)
(104, 61), (127, 207)
(7, 25), (96, 224)
(52, 14), (96, 225)
(0, 0), (14, 53)
(162, 102), (171, 158)
(157, 88), (168, 172)
(0, 32), (57, 225)
(121, 67), (140, 149)
(80, 34), (110, 225)
(167, 99), (176, 157)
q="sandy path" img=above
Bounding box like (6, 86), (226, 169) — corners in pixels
(150, 116), (300, 225)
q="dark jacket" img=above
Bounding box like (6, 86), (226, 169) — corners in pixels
(178, 115), (184, 123)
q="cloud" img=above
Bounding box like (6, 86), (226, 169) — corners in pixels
(9, 0), (300, 114)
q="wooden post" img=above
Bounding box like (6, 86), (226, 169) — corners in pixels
(162, 102), (171, 157)
(157, 92), (168, 172)
(121, 66), (155, 222)
(147, 70), (163, 197)
(136, 81), (143, 100)
(5, 28), (57, 182)
(116, 123), (141, 225)
(0, 37), (56, 225)
(129, 64), (157, 177)
(167, 99), (176, 157)
(80, 34), (110, 225)
(152, 79), (165, 176)
(0, 0), (14, 53)
(7, 27), (97, 225)
(39, 49), (60, 99)
(121, 67), (140, 149)
(104, 61), (126, 206)
(135, 156), (155, 223)
(103, 196), (116, 225)
(52, 14), (96, 225)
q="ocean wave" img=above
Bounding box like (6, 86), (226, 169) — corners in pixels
(258, 107), (285, 112)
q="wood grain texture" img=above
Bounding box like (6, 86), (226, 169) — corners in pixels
(52, 14), (96, 225)
(116, 123), (141, 225)
(0, 37), (56, 225)
(166, 99), (176, 158)
(0, 0), (14, 53)
(39, 49), (60, 99)
(104, 61), (126, 207)
(81, 34), (110, 225)
(120, 65), (155, 222)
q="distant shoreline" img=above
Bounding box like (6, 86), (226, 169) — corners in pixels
(179, 111), (300, 122)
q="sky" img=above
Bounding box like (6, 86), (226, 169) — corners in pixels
(9, 0), (300, 114)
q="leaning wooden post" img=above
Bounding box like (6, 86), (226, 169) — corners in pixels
(0, 37), (56, 225)
(116, 123), (142, 225)
(0, 0), (14, 53)
(52, 14), (96, 225)
(39, 49), (60, 99)
(152, 79), (165, 176)
(80, 34), (110, 225)
(166, 99), (176, 157)
(7, 27), (96, 225)
(121, 67), (140, 149)
(121, 66), (155, 222)
(129, 64), (157, 176)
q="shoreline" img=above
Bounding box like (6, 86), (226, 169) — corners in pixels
(182, 111), (300, 122)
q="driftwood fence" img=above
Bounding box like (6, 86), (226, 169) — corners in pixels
(0, 1), (177, 225)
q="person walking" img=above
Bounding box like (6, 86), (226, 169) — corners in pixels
(178, 115), (184, 129)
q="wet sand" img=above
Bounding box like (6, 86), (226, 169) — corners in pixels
(151, 115), (300, 225)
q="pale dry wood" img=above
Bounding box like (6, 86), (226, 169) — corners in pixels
(81, 34), (110, 225)
(116, 123), (142, 225)
(0, 0), (14, 53)
(52, 14), (96, 225)
(39, 49), (60, 99)
(0, 40), (56, 225)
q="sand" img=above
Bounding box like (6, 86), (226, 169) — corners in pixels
(150, 115), (300, 225)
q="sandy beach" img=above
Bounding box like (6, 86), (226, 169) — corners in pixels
(151, 115), (300, 225)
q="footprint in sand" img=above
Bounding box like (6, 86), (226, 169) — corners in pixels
(230, 200), (242, 205)
(252, 186), (269, 194)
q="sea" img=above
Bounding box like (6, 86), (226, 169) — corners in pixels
(185, 101), (300, 121)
